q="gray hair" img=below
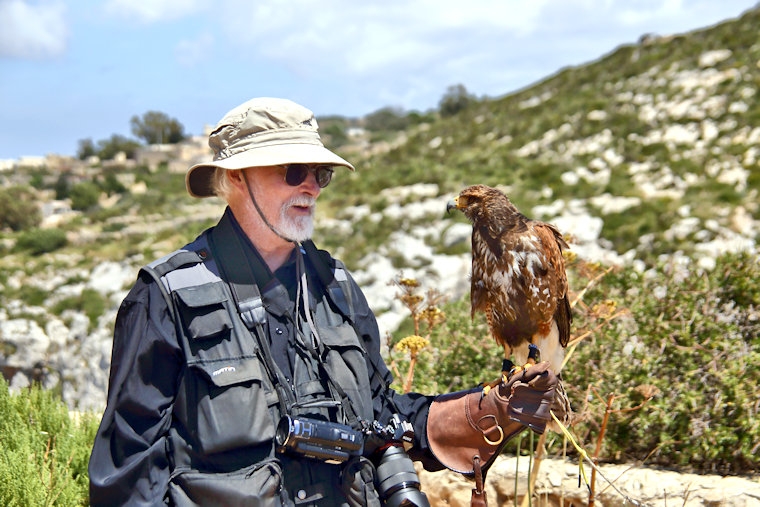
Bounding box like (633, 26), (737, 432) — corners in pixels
(210, 167), (237, 201)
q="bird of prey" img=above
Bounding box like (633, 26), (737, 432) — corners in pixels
(447, 185), (573, 422)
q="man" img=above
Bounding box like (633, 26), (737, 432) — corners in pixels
(89, 97), (557, 506)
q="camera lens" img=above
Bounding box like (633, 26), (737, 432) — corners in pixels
(275, 416), (294, 448)
(375, 445), (429, 507)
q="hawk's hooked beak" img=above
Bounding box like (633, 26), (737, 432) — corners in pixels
(446, 196), (460, 214)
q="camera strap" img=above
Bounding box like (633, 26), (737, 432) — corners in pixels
(208, 212), (363, 429)
(302, 241), (406, 421)
(208, 215), (294, 418)
(293, 246), (363, 429)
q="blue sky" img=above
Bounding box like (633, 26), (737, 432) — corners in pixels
(0, 0), (756, 160)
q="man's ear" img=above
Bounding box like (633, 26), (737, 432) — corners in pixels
(228, 169), (246, 188)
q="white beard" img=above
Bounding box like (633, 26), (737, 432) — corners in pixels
(277, 196), (315, 242)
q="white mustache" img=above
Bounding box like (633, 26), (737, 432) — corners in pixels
(286, 196), (316, 209)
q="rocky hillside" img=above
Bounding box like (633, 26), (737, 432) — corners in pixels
(0, 6), (758, 419)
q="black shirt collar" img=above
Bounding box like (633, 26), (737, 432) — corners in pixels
(222, 207), (311, 318)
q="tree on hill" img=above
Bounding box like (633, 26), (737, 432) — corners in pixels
(76, 135), (141, 161)
(438, 84), (475, 117)
(130, 111), (186, 145)
(96, 134), (141, 160)
(364, 106), (410, 132)
(77, 138), (97, 160)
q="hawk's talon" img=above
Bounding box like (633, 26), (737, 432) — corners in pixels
(521, 343), (541, 369)
(527, 343), (541, 363)
(481, 374), (504, 398)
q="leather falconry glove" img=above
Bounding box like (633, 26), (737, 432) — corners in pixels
(426, 361), (557, 476)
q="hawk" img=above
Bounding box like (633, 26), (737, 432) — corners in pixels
(448, 184), (573, 428)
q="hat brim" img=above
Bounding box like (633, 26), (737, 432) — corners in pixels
(186, 143), (355, 198)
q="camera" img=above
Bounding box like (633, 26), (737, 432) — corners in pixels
(375, 444), (429, 507)
(370, 415), (430, 507)
(275, 414), (429, 506)
(275, 415), (363, 465)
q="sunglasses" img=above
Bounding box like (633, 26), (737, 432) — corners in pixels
(282, 164), (334, 188)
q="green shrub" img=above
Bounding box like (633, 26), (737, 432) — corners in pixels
(99, 173), (127, 195)
(0, 378), (98, 506)
(422, 297), (498, 393)
(51, 288), (107, 328)
(15, 285), (49, 307)
(15, 228), (68, 255)
(564, 251), (760, 473)
(134, 164), (187, 196)
(54, 174), (70, 200)
(0, 187), (41, 231)
(69, 182), (101, 211)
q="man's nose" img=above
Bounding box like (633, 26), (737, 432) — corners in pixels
(302, 171), (322, 195)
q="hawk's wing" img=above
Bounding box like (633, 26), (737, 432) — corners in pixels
(531, 222), (571, 347)
(470, 219), (570, 348)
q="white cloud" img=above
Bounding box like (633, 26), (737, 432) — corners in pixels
(189, 0), (750, 115)
(103, 0), (204, 23)
(221, 0), (551, 71)
(175, 32), (214, 67)
(615, 0), (685, 25)
(0, 0), (68, 59)
(211, 0), (555, 108)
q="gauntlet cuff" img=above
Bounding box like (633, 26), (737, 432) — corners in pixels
(426, 362), (557, 475)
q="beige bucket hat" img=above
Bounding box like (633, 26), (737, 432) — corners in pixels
(186, 97), (355, 198)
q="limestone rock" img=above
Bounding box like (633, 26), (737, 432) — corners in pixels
(417, 456), (760, 506)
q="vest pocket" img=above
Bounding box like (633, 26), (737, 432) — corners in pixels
(169, 458), (293, 507)
(175, 282), (234, 341)
(187, 357), (277, 455)
(318, 322), (374, 422)
(173, 281), (277, 457)
(341, 457), (382, 507)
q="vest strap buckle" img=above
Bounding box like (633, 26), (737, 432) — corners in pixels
(239, 296), (266, 328)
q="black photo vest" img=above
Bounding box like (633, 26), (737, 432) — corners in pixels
(141, 218), (380, 506)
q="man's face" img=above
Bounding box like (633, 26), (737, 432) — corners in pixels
(244, 165), (323, 243)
